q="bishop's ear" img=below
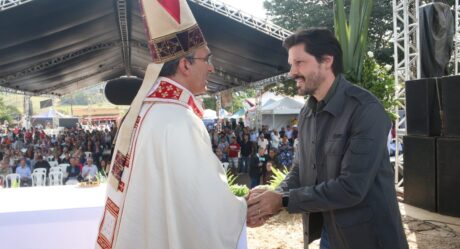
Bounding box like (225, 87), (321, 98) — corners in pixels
(177, 57), (191, 75)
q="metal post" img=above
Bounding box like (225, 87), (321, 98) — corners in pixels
(455, 0), (460, 74)
(216, 92), (222, 133)
(255, 88), (262, 130)
(392, 0), (420, 191)
(23, 95), (31, 129)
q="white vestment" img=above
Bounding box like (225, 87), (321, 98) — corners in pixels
(97, 77), (246, 249)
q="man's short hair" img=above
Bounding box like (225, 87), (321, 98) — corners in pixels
(283, 28), (344, 76)
(159, 53), (196, 77)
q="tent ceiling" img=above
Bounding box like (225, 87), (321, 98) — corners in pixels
(0, 0), (291, 96)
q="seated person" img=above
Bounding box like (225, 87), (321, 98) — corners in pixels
(33, 153), (51, 176)
(65, 157), (82, 184)
(81, 158), (98, 181)
(15, 158), (32, 186)
(0, 159), (10, 178)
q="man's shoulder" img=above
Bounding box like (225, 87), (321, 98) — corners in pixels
(341, 80), (379, 105)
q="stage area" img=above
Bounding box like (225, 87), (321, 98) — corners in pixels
(0, 184), (106, 249)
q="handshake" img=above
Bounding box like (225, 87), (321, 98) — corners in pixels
(245, 186), (284, 227)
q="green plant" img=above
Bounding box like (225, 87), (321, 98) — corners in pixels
(226, 170), (249, 197)
(229, 184), (250, 197)
(334, 0), (374, 83)
(268, 166), (290, 190)
(354, 53), (397, 120)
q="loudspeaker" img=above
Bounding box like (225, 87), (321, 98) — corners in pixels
(440, 75), (460, 137)
(403, 135), (437, 212)
(436, 137), (460, 217)
(105, 77), (142, 105)
(405, 78), (442, 136)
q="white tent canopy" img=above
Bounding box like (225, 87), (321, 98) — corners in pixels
(261, 97), (304, 115)
(260, 97), (304, 130)
(32, 108), (70, 118)
(203, 109), (218, 119)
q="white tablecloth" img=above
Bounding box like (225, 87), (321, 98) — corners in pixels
(0, 184), (106, 249)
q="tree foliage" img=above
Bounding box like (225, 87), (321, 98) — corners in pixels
(360, 54), (397, 120)
(264, 0), (397, 118)
(263, 0), (393, 64)
(0, 96), (20, 123)
(60, 85), (107, 106)
(202, 96), (217, 110)
(229, 89), (256, 113)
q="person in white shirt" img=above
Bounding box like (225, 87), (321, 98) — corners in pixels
(257, 133), (269, 154)
(82, 158), (98, 179)
(270, 129), (280, 149)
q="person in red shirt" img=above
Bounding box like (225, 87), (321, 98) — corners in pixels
(227, 136), (241, 172)
(25, 129), (32, 143)
(39, 130), (46, 140)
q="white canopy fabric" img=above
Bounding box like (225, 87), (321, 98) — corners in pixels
(261, 97), (304, 115)
(32, 108), (70, 118)
(260, 97), (304, 130)
(203, 109), (217, 119)
(245, 96), (304, 130)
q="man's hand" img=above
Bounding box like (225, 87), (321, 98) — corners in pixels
(246, 189), (283, 227)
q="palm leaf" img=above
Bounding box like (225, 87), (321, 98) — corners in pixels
(334, 0), (374, 82)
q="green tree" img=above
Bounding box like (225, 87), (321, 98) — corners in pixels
(228, 89), (256, 113)
(202, 96), (217, 110)
(0, 96), (20, 123)
(264, 0), (397, 118)
(360, 55), (397, 120)
(268, 79), (297, 97)
(263, 0), (394, 64)
(60, 85), (107, 106)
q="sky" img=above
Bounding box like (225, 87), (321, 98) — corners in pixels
(221, 0), (267, 19)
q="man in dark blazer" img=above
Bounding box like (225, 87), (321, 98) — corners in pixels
(246, 28), (408, 249)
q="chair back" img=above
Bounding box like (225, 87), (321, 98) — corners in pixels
(49, 161), (59, 168)
(32, 172), (46, 186)
(5, 173), (21, 188)
(33, 168), (47, 175)
(49, 167), (62, 174)
(84, 151), (92, 159)
(58, 164), (70, 177)
(47, 156), (55, 162)
(49, 171), (64, 186)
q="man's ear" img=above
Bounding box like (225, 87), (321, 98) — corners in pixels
(321, 55), (334, 70)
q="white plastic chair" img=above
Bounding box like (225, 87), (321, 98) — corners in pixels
(49, 171), (64, 186)
(5, 173), (21, 188)
(47, 156), (55, 162)
(33, 168), (47, 175)
(222, 162), (229, 172)
(84, 151), (92, 159)
(49, 167), (62, 174)
(31, 172), (46, 186)
(49, 161), (59, 168)
(58, 164), (70, 178)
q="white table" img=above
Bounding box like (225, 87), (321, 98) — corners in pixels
(0, 184), (106, 249)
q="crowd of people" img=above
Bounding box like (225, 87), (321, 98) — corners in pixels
(0, 125), (116, 187)
(210, 119), (299, 188)
(0, 117), (302, 189)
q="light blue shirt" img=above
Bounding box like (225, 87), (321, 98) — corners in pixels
(16, 166), (31, 179)
(82, 164), (98, 178)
